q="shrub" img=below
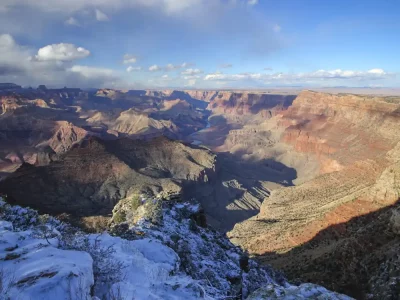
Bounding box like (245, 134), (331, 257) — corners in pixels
(130, 195), (142, 211)
(0, 201), (40, 230)
(81, 216), (110, 233)
(58, 232), (125, 287)
(31, 214), (59, 245)
(143, 199), (163, 225)
(113, 211), (126, 224)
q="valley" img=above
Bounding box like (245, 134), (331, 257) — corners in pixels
(1, 85), (400, 299)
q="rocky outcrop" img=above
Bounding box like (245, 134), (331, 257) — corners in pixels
(184, 90), (218, 102)
(207, 92), (295, 116)
(1, 95), (27, 114)
(110, 109), (178, 136)
(47, 122), (89, 153)
(0, 136), (216, 217)
(279, 91), (400, 173)
(247, 283), (352, 299)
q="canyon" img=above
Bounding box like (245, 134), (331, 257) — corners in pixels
(0, 85), (400, 298)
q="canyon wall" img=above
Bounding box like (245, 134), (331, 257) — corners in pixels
(229, 90), (400, 251)
(227, 91), (400, 297)
(206, 92), (295, 116)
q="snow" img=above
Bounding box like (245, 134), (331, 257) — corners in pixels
(128, 201), (284, 298)
(247, 283), (354, 299)
(92, 234), (203, 299)
(0, 222), (93, 300)
(0, 197), (354, 300)
(0, 198), (207, 299)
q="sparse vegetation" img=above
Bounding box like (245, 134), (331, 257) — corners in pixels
(113, 211), (126, 224)
(58, 232), (125, 287)
(80, 216), (110, 233)
(142, 199), (163, 225)
(31, 214), (58, 245)
(130, 194), (142, 211)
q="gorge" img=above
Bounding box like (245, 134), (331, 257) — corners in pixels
(0, 86), (399, 299)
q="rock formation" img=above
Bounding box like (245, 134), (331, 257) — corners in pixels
(227, 91), (400, 298)
(1, 85), (400, 298)
(0, 136), (216, 217)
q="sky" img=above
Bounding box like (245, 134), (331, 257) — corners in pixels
(0, 0), (399, 89)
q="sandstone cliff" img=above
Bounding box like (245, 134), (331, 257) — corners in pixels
(0, 137), (216, 217)
(228, 91), (400, 298)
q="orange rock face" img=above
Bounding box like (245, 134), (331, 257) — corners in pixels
(207, 92), (295, 116)
(277, 91), (400, 173)
(227, 92), (400, 298)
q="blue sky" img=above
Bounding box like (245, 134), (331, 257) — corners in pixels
(0, 0), (399, 89)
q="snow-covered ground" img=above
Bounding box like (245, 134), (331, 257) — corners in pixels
(0, 197), (353, 299)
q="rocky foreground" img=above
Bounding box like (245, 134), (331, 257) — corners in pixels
(0, 196), (352, 299)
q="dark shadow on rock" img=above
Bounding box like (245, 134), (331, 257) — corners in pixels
(253, 199), (400, 300)
(166, 91), (209, 110)
(181, 152), (297, 232)
(0, 172), (9, 180)
(249, 94), (296, 115)
(190, 114), (243, 149)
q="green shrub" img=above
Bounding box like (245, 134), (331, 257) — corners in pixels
(130, 195), (142, 211)
(143, 199), (163, 225)
(113, 211), (126, 224)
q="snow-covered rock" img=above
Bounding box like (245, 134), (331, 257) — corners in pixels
(0, 217), (93, 300)
(247, 283), (353, 299)
(124, 201), (286, 298)
(91, 234), (205, 299)
(0, 197), (353, 300)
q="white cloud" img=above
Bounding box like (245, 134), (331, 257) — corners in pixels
(161, 74), (169, 78)
(183, 75), (201, 80)
(0, 34), (16, 49)
(35, 43), (90, 61)
(0, 34), (31, 76)
(204, 69), (395, 85)
(149, 63), (192, 72)
(65, 17), (80, 26)
(0, 34), (121, 88)
(305, 69), (390, 80)
(204, 72), (262, 81)
(165, 63), (179, 71)
(149, 64), (161, 71)
(95, 9), (109, 21)
(181, 68), (203, 75)
(0, 0), (206, 15)
(126, 66), (142, 72)
(123, 54), (137, 64)
(165, 62), (193, 71)
(368, 68), (386, 75)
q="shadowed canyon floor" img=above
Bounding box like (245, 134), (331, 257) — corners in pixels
(1, 86), (400, 298)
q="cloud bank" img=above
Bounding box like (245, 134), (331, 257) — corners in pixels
(203, 69), (395, 86)
(0, 34), (120, 88)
